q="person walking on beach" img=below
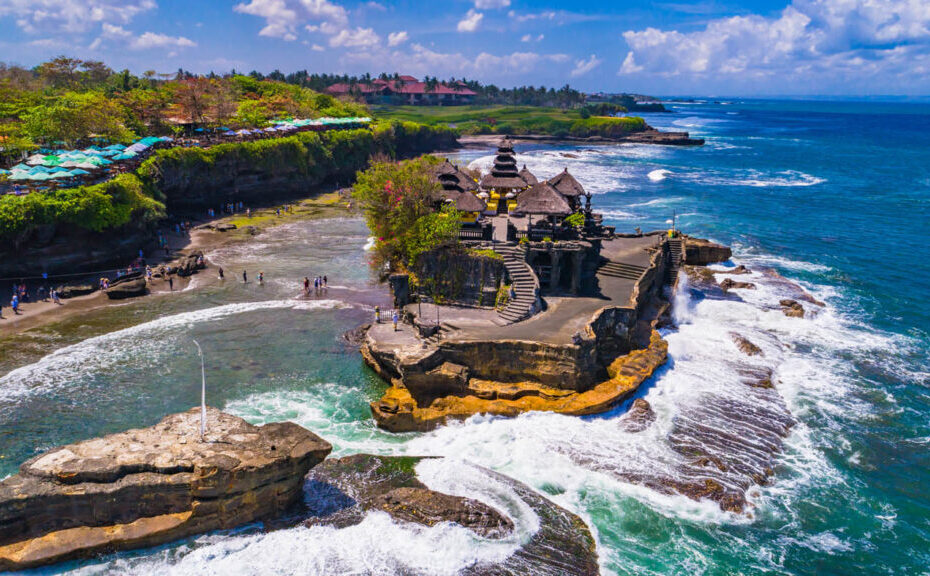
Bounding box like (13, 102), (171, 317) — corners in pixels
(218, 267), (224, 280)
(242, 270), (248, 283)
(323, 275), (328, 288)
(303, 277), (310, 295)
(168, 276), (174, 291)
(51, 289), (61, 305)
(258, 272), (264, 285)
(11, 294), (20, 315)
(392, 309), (399, 332)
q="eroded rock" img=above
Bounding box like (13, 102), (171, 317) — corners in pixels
(779, 299), (805, 318)
(0, 408), (331, 571)
(619, 398), (656, 433)
(305, 454), (600, 576)
(730, 333), (763, 356)
(105, 277), (147, 300)
(175, 250), (206, 277)
(720, 278), (756, 291)
(683, 237), (732, 265)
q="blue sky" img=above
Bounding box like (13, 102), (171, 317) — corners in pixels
(1, 0), (929, 96)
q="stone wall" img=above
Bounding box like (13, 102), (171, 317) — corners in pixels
(413, 248), (505, 307)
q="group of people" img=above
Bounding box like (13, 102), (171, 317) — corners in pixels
(303, 275), (328, 295)
(1, 282), (62, 319)
(373, 305), (401, 331)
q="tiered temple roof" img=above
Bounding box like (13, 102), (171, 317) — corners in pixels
(519, 164), (538, 186)
(433, 159), (486, 212)
(480, 138), (529, 190)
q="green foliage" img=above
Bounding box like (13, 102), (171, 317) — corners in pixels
(495, 283), (512, 309)
(0, 173), (165, 245)
(405, 205), (462, 264)
(22, 91), (136, 146)
(565, 212), (585, 229)
(353, 155), (463, 267)
(467, 248), (503, 260)
(373, 105), (647, 138)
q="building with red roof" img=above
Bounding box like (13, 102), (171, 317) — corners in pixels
(326, 76), (477, 105)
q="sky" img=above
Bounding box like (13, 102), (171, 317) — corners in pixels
(1, 0), (929, 96)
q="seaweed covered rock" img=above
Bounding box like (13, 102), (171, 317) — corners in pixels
(0, 408), (331, 571)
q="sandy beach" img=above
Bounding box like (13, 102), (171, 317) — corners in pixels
(1, 191), (353, 336)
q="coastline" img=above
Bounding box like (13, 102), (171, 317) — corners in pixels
(0, 191), (354, 337)
(458, 129), (704, 148)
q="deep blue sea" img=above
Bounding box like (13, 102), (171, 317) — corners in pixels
(1, 100), (928, 574)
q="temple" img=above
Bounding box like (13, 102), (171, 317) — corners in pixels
(362, 138), (732, 432)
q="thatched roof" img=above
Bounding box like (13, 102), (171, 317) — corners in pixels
(547, 168), (586, 197)
(519, 164), (538, 185)
(514, 182), (571, 216)
(435, 189), (486, 212)
(451, 191), (487, 213)
(480, 173), (528, 190)
(434, 159), (479, 192)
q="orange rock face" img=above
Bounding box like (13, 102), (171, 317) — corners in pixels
(370, 331), (668, 432)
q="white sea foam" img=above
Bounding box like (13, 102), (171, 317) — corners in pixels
(0, 299), (349, 404)
(648, 169), (671, 182)
(363, 236), (376, 251)
(81, 459), (533, 576)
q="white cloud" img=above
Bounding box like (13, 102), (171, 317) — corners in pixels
(388, 31), (409, 47)
(312, 43), (325, 51)
(364, 1), (386, 11)
(457, 9), (483, 33)
(475, 0), (509, 8)
(619, 0), (930, 89)
(521, 33), (543, 42)
(329, 26), (380, 48)
(102, 23), (132, 38)
(571, 54), (601, 77)
(340, 44), (570, 79)
(1, 0), (156, 34)
(234, 0), (347, 41)
(130, 32), (197, 49)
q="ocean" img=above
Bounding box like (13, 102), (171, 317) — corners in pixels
(1, 99), (928, 575)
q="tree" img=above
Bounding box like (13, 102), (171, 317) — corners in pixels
(23, 92), (135, 145)
(36, 57), (83, 89)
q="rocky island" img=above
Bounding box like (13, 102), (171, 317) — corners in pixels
(357, 139), (731, 432)
(0, 408), (332, 571)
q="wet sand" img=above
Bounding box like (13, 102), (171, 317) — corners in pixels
(1, 192), (353, 336)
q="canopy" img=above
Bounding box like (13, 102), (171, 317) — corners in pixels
(112, 153), (136, 160)
(69, 169), (91, 176)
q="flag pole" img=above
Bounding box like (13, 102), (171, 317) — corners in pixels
(193, 339), (206, 441)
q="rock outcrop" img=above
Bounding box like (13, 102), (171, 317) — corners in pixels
(730, 333), (763, 356)
(175, 250), (206, 277)
(720, 278), (756, 291)
(305, 454), (600, 576)
(779, 299), (805, 318)
(105, 277), (148, 299)
(618, 398), (656, 433)
(0, 408), (331, 571)
(56, 285), (97, 299)
(683, 237), (732, 265)
(368, 330), (668, 432)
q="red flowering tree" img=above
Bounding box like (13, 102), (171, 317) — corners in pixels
(352, 155), (460, 269)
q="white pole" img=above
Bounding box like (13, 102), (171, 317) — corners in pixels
(193, 339), (206, 441)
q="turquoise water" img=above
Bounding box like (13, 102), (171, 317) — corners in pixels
(1, 100), (929, 574)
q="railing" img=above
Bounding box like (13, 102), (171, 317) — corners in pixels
(458, 228), (484, 240)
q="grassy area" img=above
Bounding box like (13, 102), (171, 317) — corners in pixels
(372, 105), (647, 138)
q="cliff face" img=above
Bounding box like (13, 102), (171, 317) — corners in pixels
(0, 408), (331, 571)
(413, 249), (505, 307)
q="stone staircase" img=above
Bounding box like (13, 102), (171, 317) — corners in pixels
(598, 260), (648, 281)
(495, 244), (539, 324)
(665, 238), (683, 286)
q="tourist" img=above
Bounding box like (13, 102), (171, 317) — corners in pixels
(374, 305), (380, 323)
(323, 275), (328, 288)
(392, 309), (399, 331)
(258, 271), (264, 285)
(168, 276), (174, 291)
(51, 289), (61, 305)
(218, 267), (224, 280)
(303, 277), (310, 294)
(243, 270), (248, 283)
(11, 294), (20, 315)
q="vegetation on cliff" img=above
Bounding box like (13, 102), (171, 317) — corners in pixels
(373, 105), (646, 138)
(352, 155), (461, 268)
(0, 122), (457, 246)
(0, 57), (368, 157)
